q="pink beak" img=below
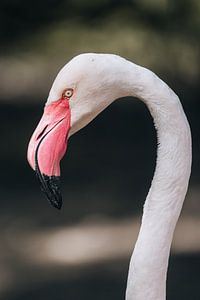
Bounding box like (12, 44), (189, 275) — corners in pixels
(27, 98), (71, 209)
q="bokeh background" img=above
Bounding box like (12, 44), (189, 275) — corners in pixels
(0, 0), (200, 299)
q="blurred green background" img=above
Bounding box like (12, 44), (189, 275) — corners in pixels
(0, 0), (200, 299)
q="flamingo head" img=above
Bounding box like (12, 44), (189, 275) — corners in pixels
(27, 53), (130, 209)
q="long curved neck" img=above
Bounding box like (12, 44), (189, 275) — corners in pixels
(124, 64), (192, 300)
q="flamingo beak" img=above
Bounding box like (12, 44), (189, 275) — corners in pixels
(27, 98), (71, 209)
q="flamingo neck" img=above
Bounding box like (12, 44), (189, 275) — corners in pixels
(124, 65), (192, 300)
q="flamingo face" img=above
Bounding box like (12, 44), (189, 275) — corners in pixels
(27, 53), (131, 209)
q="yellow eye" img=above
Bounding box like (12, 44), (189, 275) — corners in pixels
(62, 88), (74, 99)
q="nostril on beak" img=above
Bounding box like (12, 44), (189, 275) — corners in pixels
(36, 125), (48, 140)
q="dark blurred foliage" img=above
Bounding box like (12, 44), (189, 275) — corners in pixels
(0, 0), (199, 48)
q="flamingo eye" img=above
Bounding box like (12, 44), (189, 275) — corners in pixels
(62, 88), (74, 99)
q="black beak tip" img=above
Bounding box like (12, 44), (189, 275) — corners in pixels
(35, 171), (63, 210)
(49, 196), (62, 210)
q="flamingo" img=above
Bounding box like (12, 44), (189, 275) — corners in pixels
(27, 53), (192, 300)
